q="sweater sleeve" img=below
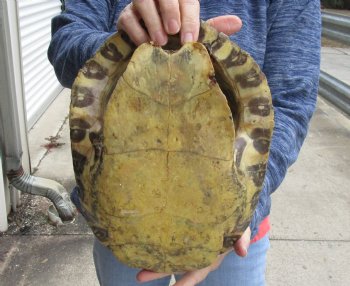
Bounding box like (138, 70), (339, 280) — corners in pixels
(48, 0), (117, 88)
(249, 0), (321, 237)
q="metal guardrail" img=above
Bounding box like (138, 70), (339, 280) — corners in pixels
(321, 12), (350, 115)
(319, 71), (350, 115)
(322, 11), (350, 45)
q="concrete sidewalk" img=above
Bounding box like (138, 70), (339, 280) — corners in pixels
(321, 47), (350, 85)
(1, 47), (350, 285)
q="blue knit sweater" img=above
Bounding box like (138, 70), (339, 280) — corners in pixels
(48, 0), (321, 238)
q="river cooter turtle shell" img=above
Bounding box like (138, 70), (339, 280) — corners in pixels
(69, 21), (274, 273)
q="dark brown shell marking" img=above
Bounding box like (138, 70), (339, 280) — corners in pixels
(71, 86), (95, 108)
(72, 150), (87, 177)
(100, 42), (124, 62)
(235, 65), (265, 88)
(248, 97), (271, 117)
(246, 163), (267, 187)
(82, 60), (107, 80)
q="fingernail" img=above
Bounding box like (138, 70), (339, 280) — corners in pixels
(154, 31), (167, 46)
(182, 32), (194, 43)
(242, 247), (248, 257)
(167, 19), (180, 34)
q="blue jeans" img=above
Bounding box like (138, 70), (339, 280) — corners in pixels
(93, 234), (269, 286)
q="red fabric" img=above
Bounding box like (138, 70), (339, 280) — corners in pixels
(250, 216), (270, 244)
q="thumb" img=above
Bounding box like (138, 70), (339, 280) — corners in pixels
(136, 270), (170, 283)
(206, 15), (242, 36)
(234, 227), (251, 257)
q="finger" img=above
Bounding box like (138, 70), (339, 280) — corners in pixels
(136, 270), (170, 282)
(158, 0), (181, 34)
(133, 0), (167, 45)
(210, 253), (227, 271)
(206, 15), (242, 36)
(174, 267), (211, 286)
(179, 0), (200, 43)
(117, 4), (150, 45)
(234, 227), (251, 257)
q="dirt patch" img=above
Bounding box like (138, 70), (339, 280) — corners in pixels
(2, 194), (58, 235)
(0, 193), (91, 236)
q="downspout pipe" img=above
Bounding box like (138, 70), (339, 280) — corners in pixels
(7, 167), (75, 222)
(0, 82), (76, 223)
(0, 79), (76, 223)
(0, 94), (76, 223)
(0, 0), (75, 223)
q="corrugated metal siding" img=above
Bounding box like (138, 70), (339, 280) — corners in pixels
(17, 0), (63, 129)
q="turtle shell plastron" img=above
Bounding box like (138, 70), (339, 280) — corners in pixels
(69, 21), (274, 273)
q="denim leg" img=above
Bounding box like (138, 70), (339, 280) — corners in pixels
(93, 239), (171, 286)
(94, 235), (269, 286)
(175, 234), (270, 286)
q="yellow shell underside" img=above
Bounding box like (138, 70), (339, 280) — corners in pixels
(70, 21), (274, 273)
(92, 43), (242, 272)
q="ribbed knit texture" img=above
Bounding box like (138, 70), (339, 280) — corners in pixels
(48, 0), (321, 238)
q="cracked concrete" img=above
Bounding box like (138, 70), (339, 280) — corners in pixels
(32, 116), (69, 174)
(266, 240), (350, 286)
(0, 235), (98, 286)
(28, 89), (71, 174)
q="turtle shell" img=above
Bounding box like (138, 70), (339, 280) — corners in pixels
(69, 21), (274, 273)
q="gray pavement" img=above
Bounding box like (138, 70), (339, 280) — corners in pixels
(321, 47), (350, 85)
(1, 47), (350, 285)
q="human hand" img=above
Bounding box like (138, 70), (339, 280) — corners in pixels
(137, 227), (251, 286)
(117, 0), (242, 46)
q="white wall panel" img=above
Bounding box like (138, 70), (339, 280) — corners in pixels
(0, 0), (31, 229)
(17, 0), (63, 129)
(0, 153), (9, 231)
